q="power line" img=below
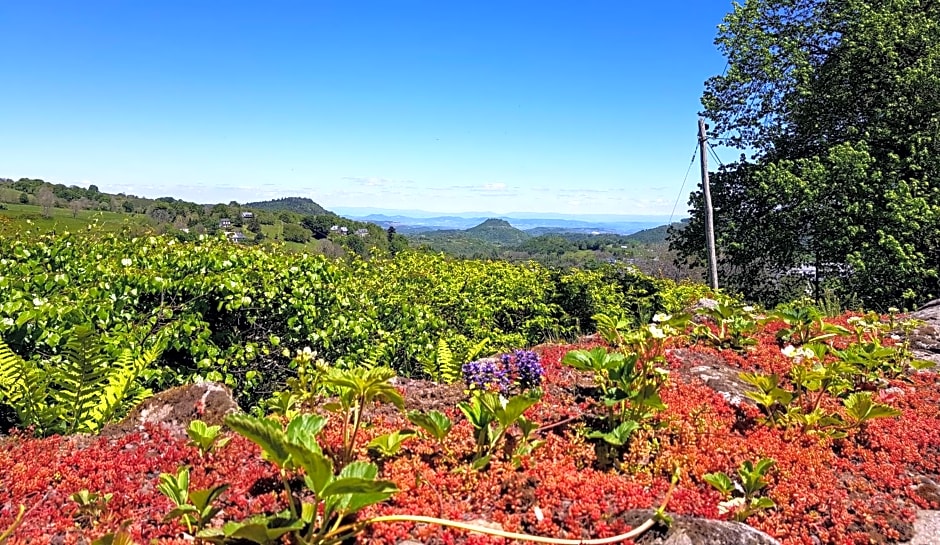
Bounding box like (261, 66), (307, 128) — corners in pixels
(669, 143), (700, 226)
(706, 141), (725, 168)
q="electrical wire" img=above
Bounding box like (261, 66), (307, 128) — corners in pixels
(706, 141), (725, 168)
(669, 143), (700, 226)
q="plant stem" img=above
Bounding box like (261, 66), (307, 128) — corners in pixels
(281, 471), (297, 519)
(340, 476), (678, 544)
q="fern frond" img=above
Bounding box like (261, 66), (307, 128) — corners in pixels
(0, 338), (51, 432)
(440, 338), (465, 384)
(465, 337), (490, 363)
(54, 325), (111, 434)
(89, 344), (161, 432)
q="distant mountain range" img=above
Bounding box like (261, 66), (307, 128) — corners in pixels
(334, 207), (674, 236)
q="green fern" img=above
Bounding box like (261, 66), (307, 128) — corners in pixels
(0, 326), (162, 436)
(55, 326), (111, 434)
(0, 339), (53, 434)
(89, 345), (160, 431)
(422, 337), (490, 384)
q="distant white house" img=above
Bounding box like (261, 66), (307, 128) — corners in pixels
(226, 231), (247, 243)
(354, 228), (369, 237)
(219, 218), (232, 228)
(241, 211), (254, 219)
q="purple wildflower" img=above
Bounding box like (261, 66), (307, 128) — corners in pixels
(462, 358), (510, 393)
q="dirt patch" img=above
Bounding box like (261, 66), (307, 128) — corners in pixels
(101, 382), (239, 438)
(392, 377), (467, 413)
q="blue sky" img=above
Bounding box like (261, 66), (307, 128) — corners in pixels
(1, 1), (733, 216)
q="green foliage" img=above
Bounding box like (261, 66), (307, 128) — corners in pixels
(693, 301), (758, 352)
(842, 392), (902, 427)
(197, 514), (304, 544)
(675, 0), (940, 309)
(159, 467), (229, 534)
(407, 409), (453, 445)
(367, 429), (416, 458)
(704, 458), (777, 522)
(772, 306), (851, 345)
(741, 324), (906, 437)
(223, 412), (398, 544)
(187, 420), (232, 458)
(0, 228), (687, 413)
(281, 223), (312, 243)
(322, 366), (405, 467)
(70, 489), (113, 529)
(457, 390), (542, 468)
(0, 326), (161, 436)
(421, 337), (489, 384)
(563, 312), (684, 467)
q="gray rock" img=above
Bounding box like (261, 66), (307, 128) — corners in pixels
(909, 300), (940, 367)
(667, 348), (755, 407)
(904, 510), (940, 545)
(623, 510), (781, 545)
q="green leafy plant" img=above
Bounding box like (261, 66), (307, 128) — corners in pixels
(694, 301), (759, 351)
(0, 326), (162, 436)
(842, 392), (901, 428)
(562, 312), (681, 468)
(187, 420), (232, 458)
(265, 390), (302, 420)
(407, 409), (453, 444)
(158, 467), (229, 534)
(70, 489), (113, 529)
(322, 366), (405, 467)
(771, 306), (850, 345)
(223, 412), (398, 544)
(367, 429), (416, 458)
(457, 390), (541, 469)
(197, 513), (304, 544)
(739, 372), (795, 427)
(704, 458), (777, 522)
(407, 409), (455, 460)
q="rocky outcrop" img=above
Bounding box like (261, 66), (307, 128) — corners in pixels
(910, 300), (940, 367)
(622, 510), (781, 545)
(666, 348), (754, 407)
(102, 381), (239, 437)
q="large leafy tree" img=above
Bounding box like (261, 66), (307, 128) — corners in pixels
(673, 0), (940, 309)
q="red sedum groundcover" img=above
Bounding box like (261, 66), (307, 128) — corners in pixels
(1, 314), (938, 545)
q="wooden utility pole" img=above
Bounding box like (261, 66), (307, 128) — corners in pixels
(699, 118), (719, 290)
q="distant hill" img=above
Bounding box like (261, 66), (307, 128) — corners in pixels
(245, 197), (331, 216)
(465, 218), (530, 245)
(624, 222), (681, 244)
(411, 218), (532, 256)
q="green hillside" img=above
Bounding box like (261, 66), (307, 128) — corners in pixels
(624, 222), (681, 245)
(464, 218), (531, 245)
(245, 197), (330, 216)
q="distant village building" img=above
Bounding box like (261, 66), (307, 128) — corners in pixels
(219, 218), (232, 228)
(241, 211), (254, 219)
(226, 231), (247, 243)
